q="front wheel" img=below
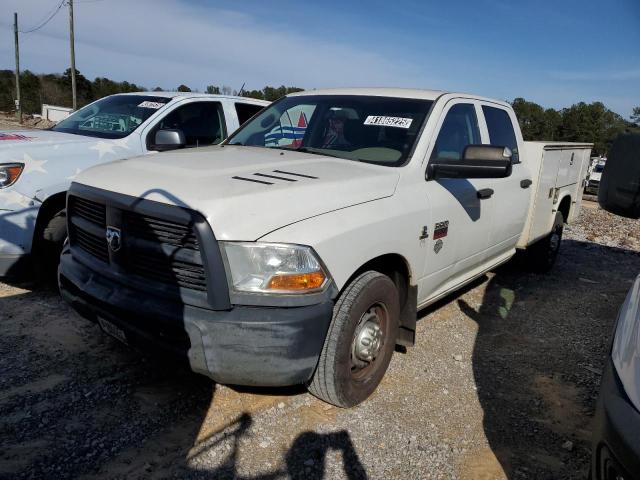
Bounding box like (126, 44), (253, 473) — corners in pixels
(308, 271), (400, 407)
(524, 211), (564, 273)
(34, 208), (67, 281)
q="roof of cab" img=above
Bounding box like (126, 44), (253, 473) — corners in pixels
(116, 91), (269, 104)
(288, 87), (446, 101)
(288, 87), (512, 108)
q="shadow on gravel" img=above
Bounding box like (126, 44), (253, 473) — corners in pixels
(459, 239), (640, 479)
(184, 413), (367, 479)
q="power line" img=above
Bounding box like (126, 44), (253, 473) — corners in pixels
(19, 0), (66, 34)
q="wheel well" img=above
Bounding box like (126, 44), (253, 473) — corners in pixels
(348, 254), (411, 307)
(346, 254), (416, 347)
(33, 192), (67, 246)
(558, 195), (571, 223)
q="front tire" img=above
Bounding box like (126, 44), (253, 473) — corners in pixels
(308, 271), (400, 407)
(35, 209), (67, 281)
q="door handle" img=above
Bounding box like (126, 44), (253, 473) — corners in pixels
(520, 179), (533, 189)
(476, 188), (494, 199)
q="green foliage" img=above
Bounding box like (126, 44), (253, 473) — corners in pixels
(0, 69), (146, 114)
(19, 70), (42, 114)
(631, 107), (640, 126)
(261, 85), (304, 101)
(202, 84), (303, 101)
(0, 70), (14, 111)
(511, 98), (634, 155)
(177, 84), (191, 92)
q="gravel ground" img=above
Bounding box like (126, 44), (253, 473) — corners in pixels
(1, 201), (638, 480)
(0, 113), (55, 131)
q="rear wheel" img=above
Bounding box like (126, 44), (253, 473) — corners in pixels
(34, 208), (67, 281)
(308, 271), (400, 407)
(524, 211), (564, 273)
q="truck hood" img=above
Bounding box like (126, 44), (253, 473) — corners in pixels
(75, 145), (400, 240)
(0, 129), (101, 150)
(0, 129), (140, 201)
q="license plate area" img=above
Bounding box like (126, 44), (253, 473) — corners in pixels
(98, 317), (128, 345)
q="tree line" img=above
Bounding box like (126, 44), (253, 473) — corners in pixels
(0, 69), (303, 114)
(1, 69), (637, 156)
(511, 98), (639, 155)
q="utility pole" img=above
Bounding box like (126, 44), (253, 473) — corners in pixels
(13, 12), (22, 123)
(68, 0), (77, 110)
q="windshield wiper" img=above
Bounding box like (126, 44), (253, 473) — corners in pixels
(291, 147), (345, 159)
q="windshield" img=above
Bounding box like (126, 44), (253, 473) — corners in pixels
(226, 95), (433, 167)
(53, 95), (171, 139)
(594, 164), (605, 173)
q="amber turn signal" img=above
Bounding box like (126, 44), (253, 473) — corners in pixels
(0, 163), (24, 189)
(267, 271), (326, 291)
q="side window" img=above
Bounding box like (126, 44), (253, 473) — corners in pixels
(235, 102), (265, 126)
(149, 101), (226, 149)
(482, 106), (519, 163)
(431, 103), (481, 161)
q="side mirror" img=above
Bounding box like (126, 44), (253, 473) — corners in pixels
(427, 145), (513, 180)
(598, 133), (640, 219)
(152, 129), (185, 152)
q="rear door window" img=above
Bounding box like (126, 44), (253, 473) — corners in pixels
(235, 102), (265, 126)
(482, 106), (519, 163)
(431, 103), (481, 161)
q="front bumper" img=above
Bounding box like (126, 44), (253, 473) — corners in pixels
(0, 200), (39, 277)
(591, 358), (640, 480)
(59, 248), (334, 387)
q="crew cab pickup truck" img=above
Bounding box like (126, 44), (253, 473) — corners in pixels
(0, 92), (268, 278)
(59, 88), (592, 407)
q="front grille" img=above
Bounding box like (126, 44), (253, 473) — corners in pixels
(68, 196), (109, 262)
(68, 194), (208, 293)
(124, 211), (206, 291)
(69, 196), (106, 226)
(75, 227), (109, 263)
(124, 213), (199, 250)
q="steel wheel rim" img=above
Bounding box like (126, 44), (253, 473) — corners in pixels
(350, 303), (388, 381)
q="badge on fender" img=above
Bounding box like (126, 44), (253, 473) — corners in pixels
(433, 221), (449, 240)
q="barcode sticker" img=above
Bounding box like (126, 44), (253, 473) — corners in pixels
(138, 101), (166, 109)
(364, 116), (413, 128)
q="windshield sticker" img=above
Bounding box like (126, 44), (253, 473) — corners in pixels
(364, 116), (413, 129)
(137, 101), (166, 109)
(0, 133), (34, 141)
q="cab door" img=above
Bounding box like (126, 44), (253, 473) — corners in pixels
(478, 103), (530, 259)
(418, 99), (495, 303)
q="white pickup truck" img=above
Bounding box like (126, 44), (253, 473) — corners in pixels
(59, 88), (592, 407)
(0, 92), (268, 278)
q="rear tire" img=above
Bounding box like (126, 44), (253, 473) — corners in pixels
(524, 211), (564, 273)
(308, 271), (400, 407)
(35, 209), (67, 282)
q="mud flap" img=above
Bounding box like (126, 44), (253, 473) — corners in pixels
(396, 285), (417, 347)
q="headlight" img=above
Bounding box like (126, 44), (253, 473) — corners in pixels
(0, 163), (24, 189)
(221, 242), (328, 294)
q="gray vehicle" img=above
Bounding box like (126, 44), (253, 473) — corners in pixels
(592, 133), (640, 480)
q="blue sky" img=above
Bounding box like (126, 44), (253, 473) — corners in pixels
(1, 0), (638, 117)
